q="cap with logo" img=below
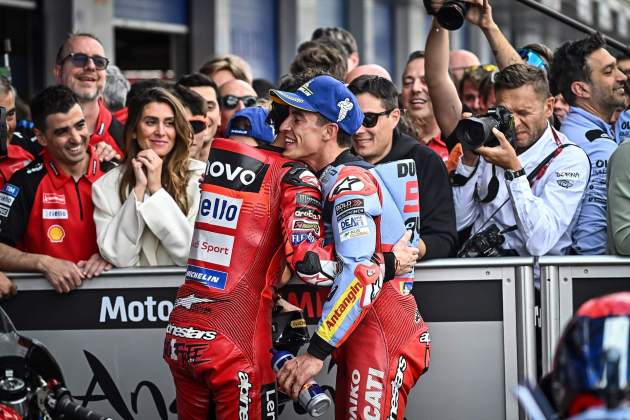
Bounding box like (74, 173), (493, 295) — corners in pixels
(270, 75), (364, 135)
(226, 107), (275, 144)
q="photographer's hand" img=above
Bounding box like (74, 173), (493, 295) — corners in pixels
(465, 0), (494, 30)
(476, 127), (522, 171)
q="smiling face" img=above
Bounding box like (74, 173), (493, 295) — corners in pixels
(584, 48), (627, 117)
(135, 101), (177, 157)
(401, 57), (433, 120)
(352, 93), (399, 163)
(279, 108), (330, 170)
(54, 36), (107, 103)
(190, 85), (220, 139)
(36, 103), (89, 167)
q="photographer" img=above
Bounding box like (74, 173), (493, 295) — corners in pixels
(452, 64), (590, 256)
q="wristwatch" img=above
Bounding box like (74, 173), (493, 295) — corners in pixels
(504, 167), (526, 181)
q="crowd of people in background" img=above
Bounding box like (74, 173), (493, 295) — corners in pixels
(1, 0), (630, 293)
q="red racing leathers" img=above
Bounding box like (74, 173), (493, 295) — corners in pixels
(164, 139), (335, 419)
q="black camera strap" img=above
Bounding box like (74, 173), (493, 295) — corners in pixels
(466, 129), (574, 239)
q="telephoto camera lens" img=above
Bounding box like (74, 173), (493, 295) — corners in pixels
(436, 1), (470, 30)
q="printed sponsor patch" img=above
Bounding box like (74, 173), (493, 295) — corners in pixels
(174, 293), (217, 309)
(338, 215), (368, 232)
(557, 179), (574, 189)
(294, 208), (320, 220)
(1, 183), (20, 198)
(337, 208), (364, 220)
(166, 324), (217, 340)
(189, 229), (235, 267)
(340, 227), (370, 242)
(556, 171), (579, 179)
(0, 192), (15, 207)
(330, 176), (364, 197)
(320, 278), (362, 341)
(292, 220), (320, 232)
(290, 319), (307, 328)
(335, 198), (363, 215)
(291, 232), (316, 245)
(295, 193), (321, 208)
(43, 209), (69, 219)
(0, 205), (9, 217)
(185, 264), (228, 290)
(47, 224), (65, 243)
(43, 193), (66, 204)
(204, 148), (268, 193)
(197, 191), (242, 229)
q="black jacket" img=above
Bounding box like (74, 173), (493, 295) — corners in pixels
(376, 129), (458, 259)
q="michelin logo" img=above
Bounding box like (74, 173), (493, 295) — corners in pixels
(185, 265), (228, 290)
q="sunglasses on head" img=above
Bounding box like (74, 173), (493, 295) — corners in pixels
(221, 95), (257, 109)
(59, 53), (109, 70)
(517, 48), (548, 72)
(362, 108), (394, 128)
(188, 116), (208, 135)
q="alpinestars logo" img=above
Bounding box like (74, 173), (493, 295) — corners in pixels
(174, 294), (216, 310)
(388, 356), (407, 419)
(238, 371), (252, 419)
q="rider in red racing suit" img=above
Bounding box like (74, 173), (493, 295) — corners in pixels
(164, 138), (338, 419)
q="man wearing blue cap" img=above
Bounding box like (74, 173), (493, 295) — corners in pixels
(226, 106), (275, 146)
(272, 75), (430, 419)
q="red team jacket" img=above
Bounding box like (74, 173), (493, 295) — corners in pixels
(0, 147), (112, 262)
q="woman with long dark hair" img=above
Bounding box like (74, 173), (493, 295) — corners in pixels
(92, 87), (204, 266)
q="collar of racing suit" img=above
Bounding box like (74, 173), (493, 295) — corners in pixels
(315, 148), (365, 177)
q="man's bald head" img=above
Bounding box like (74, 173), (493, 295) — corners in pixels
(345, 64), (392, 84)
(449, 49), (481, 85)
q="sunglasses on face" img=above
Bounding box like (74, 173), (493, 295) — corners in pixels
(221, 95), (257, 109)
(59, 53), (110, 70)
(188, 116), (209, 135)
(362, 109), (394, 128)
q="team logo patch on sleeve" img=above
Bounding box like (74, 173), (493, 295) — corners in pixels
(1, 183), (20, 198)
(296, 193), (321, 208)
(319, 278), (363, 341)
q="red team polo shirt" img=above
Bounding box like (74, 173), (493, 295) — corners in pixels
(0, 147), (112, 262)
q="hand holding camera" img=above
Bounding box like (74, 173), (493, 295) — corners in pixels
(455, 105), (522, 170)
(423, 0), (493, 31)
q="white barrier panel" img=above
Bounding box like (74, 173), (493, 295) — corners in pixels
(539, 256), (630, 375)
(4, 259), (534, 420)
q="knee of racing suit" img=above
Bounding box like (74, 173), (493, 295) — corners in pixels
(293, 240), (340, 287)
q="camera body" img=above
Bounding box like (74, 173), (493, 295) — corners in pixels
(424, 0), (470, 30)
(458, 224), (512, 258)
(454, 105), (516, 151)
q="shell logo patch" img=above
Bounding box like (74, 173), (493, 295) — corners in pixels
(47, 224), (65, 243)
